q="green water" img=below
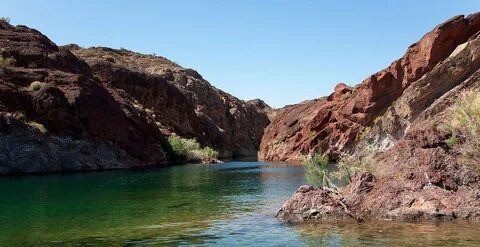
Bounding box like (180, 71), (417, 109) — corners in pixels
(1, 161), (480, 246)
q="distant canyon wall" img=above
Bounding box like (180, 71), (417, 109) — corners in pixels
(0, 21), (269, 174)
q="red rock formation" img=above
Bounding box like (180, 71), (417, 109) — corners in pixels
(69, 47), (270, 158)
(260, 13), (480, 161)
(278, 128), (480, 222)
(0, 21), (269, 174)
(277, 14), (480, 222)
(0, 21), (167, 173)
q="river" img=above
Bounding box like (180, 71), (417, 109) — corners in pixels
(1, 161), (479, 246)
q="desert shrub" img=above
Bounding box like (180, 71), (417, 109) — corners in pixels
(167, 135), (218, 162)
(373, 115), (382, 124)
(333, 149), (374, 182)
(28, 121), (47, 134)
(0, 17), (10, 23)
(202, 146), (219, 160)
(0, 55), (15, 67)
(445, 91), (480, 170)
(356, 126), (371, 141)
(445, 135), (459, 146)
(301, 153), (330, 187)
(168, 135), (199, 159)
(28, 81), (47, 91)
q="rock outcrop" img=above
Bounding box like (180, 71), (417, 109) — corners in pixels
(0, 21), (269, 174)
(68, 47), (270, 158)
(277, 13), (480, 222)
(260, 13), (480, 161)
(278, 129), (480, 222)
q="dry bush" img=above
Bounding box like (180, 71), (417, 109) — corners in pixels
(445, 91), (480, 171)
(0, 55), (15, 67)
(28, 81), (47, 91)
(333, 147), (375, 182)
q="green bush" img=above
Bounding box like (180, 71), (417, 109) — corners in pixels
(167, 135), (219, 162)
(445, 135), (459, 146)
(333, 150), (373, 182)
(301, 153), (329, 187)
(202, 146), (219, 160)
(28, 81), (47, 91)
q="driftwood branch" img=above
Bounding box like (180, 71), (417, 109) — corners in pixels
(321, 183), (364, 223)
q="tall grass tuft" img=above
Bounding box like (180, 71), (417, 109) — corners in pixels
(301, 153), (329, 187)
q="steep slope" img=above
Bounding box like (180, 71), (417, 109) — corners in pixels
(277, 14), (480, 222)
(363, 31), (480, 151)
(260, 14), (480, 161)
(0, 21), (269, 174)
(69, 47), (270, 158)
(0, 22), (167, 173)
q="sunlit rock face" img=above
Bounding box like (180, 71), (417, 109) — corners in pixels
(277, 13), (480, 222)
(260, 13), (480, 162)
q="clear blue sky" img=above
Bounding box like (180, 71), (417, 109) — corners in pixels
(2, 1), (479, 107)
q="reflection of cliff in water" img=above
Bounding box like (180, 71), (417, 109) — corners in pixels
(0, 161), (305, 246)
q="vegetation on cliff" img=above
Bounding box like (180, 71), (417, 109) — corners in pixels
(0, 19), (270, 174)
(277, 13), (480, 223)
(445, 91), (480, 171)
(301, 154), (329, 187)
(0, 53), (15, 67)
(28, 81), (47, 91)
(302, 148), (374, 188)
(167, 135), (219, 164)
(260, 14), (480, 162)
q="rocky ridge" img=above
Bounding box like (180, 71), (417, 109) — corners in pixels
(260, 14), (480, 162)
(68, 46), (270, 158)
(276, 13), (480, 222)
(0, 21), (269, 174)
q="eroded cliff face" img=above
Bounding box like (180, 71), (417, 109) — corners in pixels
(68, 47), (270, 158)
(0, 21), (269, 174)
(277, 14), (480, 222)
(260, 13), (480, 161)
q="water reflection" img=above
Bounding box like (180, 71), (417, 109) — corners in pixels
(0, 162), (303, 246)
(295, 220), (480, 247)
(0, 162), (479, 246)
